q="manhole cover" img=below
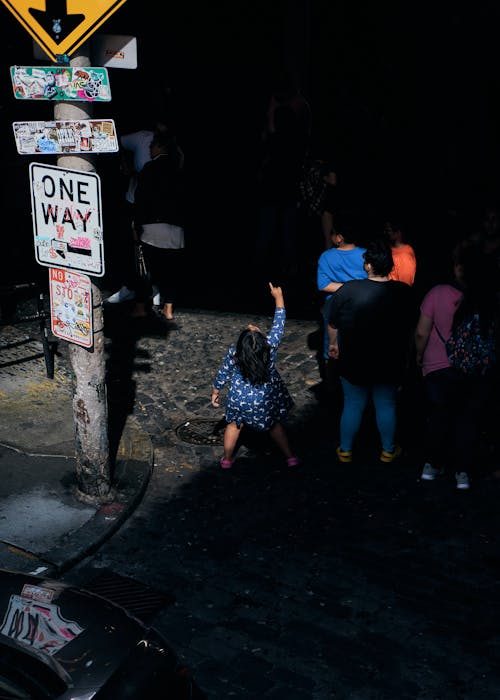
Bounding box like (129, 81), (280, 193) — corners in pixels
(175, 418), (226, 446)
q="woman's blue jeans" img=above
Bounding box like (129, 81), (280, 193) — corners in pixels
(339, 377), (398, 453)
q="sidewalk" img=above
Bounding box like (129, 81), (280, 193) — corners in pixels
(0, 314), (153, 576)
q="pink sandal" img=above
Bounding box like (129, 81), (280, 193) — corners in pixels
(286, 456), (301, 467)
(220, 457), (235, 469)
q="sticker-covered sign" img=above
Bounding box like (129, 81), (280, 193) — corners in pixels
(30, 162), (104, 277)
(49, 268), (93, 347)
(11, 66), (111, 101)
(13, 119), (118, 155)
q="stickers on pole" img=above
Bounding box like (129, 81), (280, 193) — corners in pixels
(49, 267), (93, 348)
(30, 162), (104, 277)
(11, 66), (111, 101)
(13, 119), (118, 155)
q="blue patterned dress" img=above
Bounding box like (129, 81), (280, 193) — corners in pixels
(213, 307), (293, 430)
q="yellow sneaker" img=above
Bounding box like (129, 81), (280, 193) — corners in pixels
(336, 446), (353, 463)
(380, 446), (402, 463)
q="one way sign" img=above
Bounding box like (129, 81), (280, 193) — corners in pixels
(30, 162), (104, 277)
(0, 0), (127, 62)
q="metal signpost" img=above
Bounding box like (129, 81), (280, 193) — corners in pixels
(13, 119), (118, 155)
(2, 0), (128, 497)
(11, 65), (111, 101)
(29, 162), (104, 277)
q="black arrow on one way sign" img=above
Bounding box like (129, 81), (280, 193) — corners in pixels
(29, 0), (84, 41)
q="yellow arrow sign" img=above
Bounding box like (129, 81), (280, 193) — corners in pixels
(0, 0), (127, 62)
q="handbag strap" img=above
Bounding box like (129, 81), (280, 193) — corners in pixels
(434, 325), (447, 345)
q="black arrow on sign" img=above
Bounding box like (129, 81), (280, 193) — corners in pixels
(29, 0), (85, 42)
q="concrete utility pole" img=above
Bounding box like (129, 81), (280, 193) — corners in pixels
(54, 47), (111, 503)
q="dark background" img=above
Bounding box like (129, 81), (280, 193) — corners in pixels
(1, 1), (500, 315)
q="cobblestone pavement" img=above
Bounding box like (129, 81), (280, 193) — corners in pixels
(2, 291), (500, 698)
(60, 300), (500, 699)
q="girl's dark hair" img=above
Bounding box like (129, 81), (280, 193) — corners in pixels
(236, 329), (270, 384)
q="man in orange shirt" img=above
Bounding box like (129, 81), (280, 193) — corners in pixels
(384, 220), (417, 286)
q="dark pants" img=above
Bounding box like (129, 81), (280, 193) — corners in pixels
(138, 244), (184, 306)
(423, 367), (491, 475)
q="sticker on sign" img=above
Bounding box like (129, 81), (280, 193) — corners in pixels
(30, 163), (104, 277)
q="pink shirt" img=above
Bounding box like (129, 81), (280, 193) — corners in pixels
(420, 284), (463, 376)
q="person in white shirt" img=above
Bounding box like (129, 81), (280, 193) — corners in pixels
(106, 120), (184, 307)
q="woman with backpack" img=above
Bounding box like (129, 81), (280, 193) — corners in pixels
(414, 239), (498, 490)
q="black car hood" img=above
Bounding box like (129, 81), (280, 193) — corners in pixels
(0, 568), (158, 695)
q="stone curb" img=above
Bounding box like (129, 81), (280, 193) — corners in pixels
(0, 410), (154, 576)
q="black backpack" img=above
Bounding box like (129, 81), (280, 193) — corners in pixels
(436, 314), (496, 376)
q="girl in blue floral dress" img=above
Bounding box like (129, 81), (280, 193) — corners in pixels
(211, 283), (299, 469)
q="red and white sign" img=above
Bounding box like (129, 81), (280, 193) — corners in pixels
(49, 267), (93, 348)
